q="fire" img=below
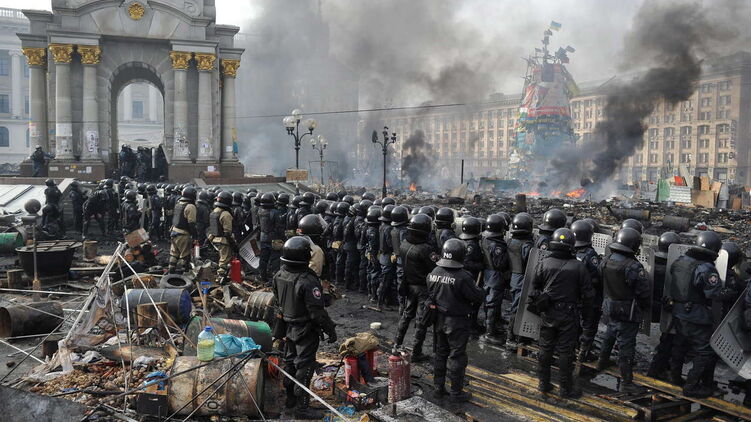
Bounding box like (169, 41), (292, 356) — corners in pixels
(566, 188), (586, 198)
(550, 190), (563, 197)
(409, 182), (417, 192)
(521, 191), (541, 197)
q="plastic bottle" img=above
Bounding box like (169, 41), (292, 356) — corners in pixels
(197, 326), (215, 361)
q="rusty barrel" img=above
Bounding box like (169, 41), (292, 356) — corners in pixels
(244, 291), (276, 325)
(184, 316), (272, 354)
(612, 208), (651, 222)
(168, 356), (264, 417)
(0, 302), (63, 338)
(662, 215), (690, 232)
(514, 194), (527, 213)
(122, 289), (193, 324)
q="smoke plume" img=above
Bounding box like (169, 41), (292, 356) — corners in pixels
(401, 130), (434, 186)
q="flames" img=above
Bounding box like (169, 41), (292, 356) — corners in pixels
(521, 191), (541, 197)
(518, 188), (586, 199)
(409, 182), (417, 192)
(565, 188), (586, 198)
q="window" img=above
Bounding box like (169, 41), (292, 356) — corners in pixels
(718, 139), (728, 148)
(698, 125), (710, 134)
(680, 126), (692, 135)
(681, 139), (692, 149)
(665, 140), (675, 150)
(664, 114), (675, 123)
(585, 122), (592, 129)
(718, 80), (731, 91)
(0, 94), (8, 113)
(718, 152), (728, 163)
(649, 128), (659, 139)
(0, 127), (8, 147)
(719, 95), (731, 106)
(665, 153), (674, 163)
(699, 111), (711, 120)
(0, 57), (8, 76)
(717, 123), (730, 133)
(698, 153), (708, 163)
(699, 139), (709, 148)
(585, 110), (592, 118)
(681, 112), (692, 122)
(649, 140), (659, 149)
(664, 127), (675, 137)
(700, 98), (711, 107)
(498, 141), (503, 148)
(585, 100), (593, 107)
(680, 153), (691, 163)
(649, 153), (658, 163)
(700, 83), (713, 93)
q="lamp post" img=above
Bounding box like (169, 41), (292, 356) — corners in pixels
(21, 199), (41, 301)
(372, 126), (397, 197)
(311, 134), (328, 186)
(283, 108), (317, 169)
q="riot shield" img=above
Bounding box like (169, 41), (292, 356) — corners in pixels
(591, 233), (613, 255)
(711, 289), (751, 379)
(659, 243), (694, 332)
(638, 247), (655, 335)
(712, 249), (730, 328)
(513, 248), (542, 340)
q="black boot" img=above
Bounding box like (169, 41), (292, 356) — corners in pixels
(596, 350), (612, 372)
(449, 371), (471, 402)
(411, 324), (430, 362)
(434, 376), (448, 399)
(481, 309), (506, 346)
(619, 361), (643, 394)
(683, 365), (713, 398)
(558, 353), (581, 398)
(669, 368), (684, 386)
(538, 350), (553, 393)
(294, 365), (324, 419)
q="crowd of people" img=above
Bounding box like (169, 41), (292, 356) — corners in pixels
(38, 184), (751, 416)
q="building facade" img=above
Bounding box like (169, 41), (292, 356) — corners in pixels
(0, 8), (31, 164)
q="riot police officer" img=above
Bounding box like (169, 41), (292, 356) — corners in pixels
(196, 191), (212, 247)
(428, 239), (485, 402)
(343, 201), (362, 291)
(162, 185), (177, 238)
(621, 218), (644, 234)
(286, 195), (302, 237)
(40, 204), (63, 240)
(506, 213), (535, 343)
(105, 179), (119, 233)
(332, 202), (348, 286)
(596, 228), (651, 393)
(356, 200), (373, 293)
(536, 208), (566, 250)
(378, 204), (397, 310)
(272, 237), (336, 419)
(168, 187), (197, 274)
(720, 241), (745, 316)
(258, 193), (280, 284)
(209, 191), (237, 293)
(146, 184), (162, 241)
(394, 214), (436, 362)
(533, 228), (596, 398)
(298, 214), (328, 280)
(480, 214), (510, 345)
(120, 190), (142, 234)
(435, 207), (457, 251)
(572, 219), (602, 343)
(69, 180), (87, 232)
(365, 206), (382, 303)
(44, 179), (62, 206)
(460, 216), (484, 334)
(295, 192), (315, 225)
(231, 192), (246, 242)
(390, 205), (410, 306)
(30, 145), (53, 177)
(82, 189), (107, 239)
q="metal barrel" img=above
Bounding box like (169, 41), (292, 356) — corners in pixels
(611, 208), (651, 221)
(0, 302), (63, 338)
(244, 291), (276, 325)
(184, 316), (272, 354)
(0, 232), (22, 253)
(514, 194), (527, 213)
(168, 356), (264, 417)
(662, 215), (690, 232)
(122, 289), (193, 324)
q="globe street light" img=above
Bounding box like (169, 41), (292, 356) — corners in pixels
(283, 109), (317, 169)
(372, 126), (397, 197)
(311, 135), (328, 186)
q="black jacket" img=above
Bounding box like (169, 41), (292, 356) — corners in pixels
(400, 234), (436, 287)
(427, 266), (485, 316)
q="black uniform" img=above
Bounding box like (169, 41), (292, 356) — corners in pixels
(163, 192), (177, 238)
(148, 193), (163, 240)
(121, 198), (142, 233)
(392, 225), (408, 310)
(533, 247), (596, 395)
(82, 190), (107, 238)
(481, 234), (510, 339)
(332, 214), (345, 286)
(106, 186), (119, 232)
(428, 266), (485, 396)
(378, 221), (397, 308)
(40, 205), (63, 240)
(322, 212), (336, 283)
(506, 235), (534, 332)
(575, 245), (602, 337)
(258, 207), (281, 282)
(232, 202), (246, 243)
(535, 231), (553, 251)
(69, 186), (87, 232)
(436, 227), (456, 251)
(31, 148), (53, 177)
(366, 224), (381, 301)
(355, 214), (368, 293)
(196, 197), (211, 246)
(343, 214), (361, 291)
(647, 254), (674, 379)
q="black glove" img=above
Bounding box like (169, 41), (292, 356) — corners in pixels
(579, 332), (594, 349)
(326, 329), (337, 344)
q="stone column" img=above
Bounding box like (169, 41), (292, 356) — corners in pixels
(220, 59), (240, 161)
(49, 44), (74, 160)
(10, 50), (22, 118)
(123, 84), (132, 121)
(22, 47), (47, 152)
(195, 53), (215, 161)
(148, 84), (158, 122)
(79, 45), (101, 161)
(170, 51), (191, 161)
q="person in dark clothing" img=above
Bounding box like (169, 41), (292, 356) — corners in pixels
(460, 216), (484, 335)
(231, 192), (247, 243)
(154, 145), (168, 181)
(162, 185), (177, 238)
(321, 201), (337, 284)
(118, 145), (135, 178)
(720, 241), (745, 316)
(668, 232), (737, 397)
(480, 214), (510, 345)
(532, 228), (596, 398)
(571, 219), (602, 352)
(378, 204), (397, 310)
(365, 206), (382, 303)
(272, 236), (337, 420)
(69, 180), (87, 232)
(82, 189), (107, 239)
(196, 190), (212, 247)
(343, 202), (362, 291)
(391, 205), (410, 310)
(332, 202), (348, 287)
(31, 145), (54, 177)
(258, 193), (280, 284)
(394, 214), (436, 362)
(120, 190), (142, 234)
(146, 184), (162, 241)
(427, 238), (485, 402)
(355, 200), (372, 293)
(596, 228), (651, 393)
(535, 208), (566, 251)
(104, 179), (119, 233)
(647, 231), (682, 381)
(295, 192), (315, 226)
(44, 179), (62, 206)
(506, 213), (535, 344)
(434, 207), (456, 251)
(40, 204), (63, 240)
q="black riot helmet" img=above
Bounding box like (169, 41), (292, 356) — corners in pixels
(181, 186), (197, 202)
(390, 205), (409, 227)
(290, 195), (302, 210)
(326, 201), (337, 216)
(511, 212), (533, 235)
(610, 228), (641, 255)
(300, 192), (316, 206)
(418, 206), (436, 220)
(124, 189), (137, 202)
(45, 178), (55, 187)
(260, 192), (275, 208)
(231, 191), (243, 205)
(146, 184), (157, 194)
(325, 192), (338, 201)
(105, 179), (114, 188)
(435, 207), (454, 227)
(247, 187), (258, 195)
(656, 231), (681, 259)
(722, 241), (743, 268)
(120, 176), (128, 184)
(436, 238), (466, 269)
(621, 218), (643, 234)
(216, 191), (233, 206)
(342, 195), (355, 206)
(198, 190), (211, 202)
(539, 208), (567, 232)
(362, 192), (376, 201)
(366, 206), (382, 225)
(70, 180), (80, 189)
(373, 198), (382, 206)
(380, 204), (395, 222)
(281, 236), (312, 266)
(459, 217), (482, 240)
(408, 213), (433, 235)
(381, 197), (396, 206)
(410, 207), (420, 217)
(165, 184), (175, 194)
(335, 201), (350, 217)
(137, 183), (147, 195)
(497, 212), (512, 228)
(696, 230), (722, 254)
(314, 199), (329, 215)
(582, 218), (600, 234)
(358, 199), (373, 216)
(571, 219), (594, 248)
(550, 227), (576, 250)
(277, 193), (290, 206)
(484, 214), (507, 237)
(298, 214), (325, 238)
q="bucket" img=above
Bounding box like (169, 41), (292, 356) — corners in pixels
(168, 356), (264, 417)
(122, 289), (193, 324)
(0, 232), (22, 253)
(184, 316), (272, 354)
(0, 302), (63, 337)
(83, 240), (98, 260)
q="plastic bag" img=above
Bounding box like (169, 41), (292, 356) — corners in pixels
(213, 334), (261, 357)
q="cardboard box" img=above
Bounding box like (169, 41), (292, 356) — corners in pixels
(125, 228), (149, 247)
(691, 189), (716, 208)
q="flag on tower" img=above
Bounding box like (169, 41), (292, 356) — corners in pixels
(549, 21), (562, 31)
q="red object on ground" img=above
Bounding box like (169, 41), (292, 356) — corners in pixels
(230, 258), (242, 283)
(365, 349), (379, 376)
(388, 352), (411, 403)
(344, 356), (359, 388)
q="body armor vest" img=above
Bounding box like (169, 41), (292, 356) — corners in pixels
(669, 256), (704, 304)
(209, 208), (230, 237)
(508, 237), (529, 274)
(278, 271), (312, 323)
(172, 201), (190, 230)
(379, 224), (393, 254)
(602, 257), (633, 301)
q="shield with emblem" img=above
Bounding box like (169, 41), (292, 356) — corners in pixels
(513, 248), (542, 340)
(711, 288), (751, 379)
(659, 243), (694, 332)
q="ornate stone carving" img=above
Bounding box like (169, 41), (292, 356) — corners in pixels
(184, 1), (200, 17)
(195, 53), (216, 71)
(22, 47), (46, 67)
(78, 45), (101, 65)
(170, 51), (192, 70)
(128, 2), (145, 20)
(221, 59), (240, 78)
(49, 44), (74, 64)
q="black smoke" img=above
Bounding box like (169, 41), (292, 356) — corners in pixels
(401, 130), (434, 186)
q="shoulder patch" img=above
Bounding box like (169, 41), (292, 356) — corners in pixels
(540, 244), (548, 250)
(467, 244), (475, 254)
(707, 274), (719, 286)
(590, 256), (599, 266)
(639, 268), (646, 279)
(312, 287), (322, 299)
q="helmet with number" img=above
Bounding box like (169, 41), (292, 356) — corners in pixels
(695, 230), (722, 254)
(217, 190), (233, 206)
(298, 214), (325, 238)
(459, 216), (481, 240)
(281, 236), (312, 266)
(260, 193), (275, 208)
(436, 238), (466, 269)
(335, 201), (350, 217)
(381, 197), (396, 206)
(483, 214), (507, 237)
(362, 192), (376, 201)
(435, 207), (454, 228)
(181, 186), (197, 202)
(380, 204), (395, 222)
(366, 206), (382, 225)
(342, 195), (355, 206)
(550, 228), (576, 250)
(390, 205), (409, 227)
(277, 193), (290, 206)
(539, 208), (567, 232)
(656, 231), (681, 259)
(621, 218), (644, 234)
(497, 212), (512, 228)
(146, 184), (157, 194)
(418, 206), (436, 220)
(124, 189), (137, 202)
(610, 228), (641, 255)
(722, 241), (743, 268)
(45, 178), (55, 187)
(408, 213), (433, 234)
(510, 212), (533, 235)
(571, 219), (595, 248)
(300, 192), (316, 206)
(290, 195), (302, 210)
(358, 199), (373, 216)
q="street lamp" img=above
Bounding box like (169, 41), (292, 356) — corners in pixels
(311, 134), (328, 185)
(283, 108), (317, 169)
(372, 126), (397, 197)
